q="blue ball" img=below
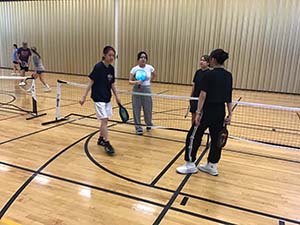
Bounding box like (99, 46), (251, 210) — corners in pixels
(135, 70), (147, 81)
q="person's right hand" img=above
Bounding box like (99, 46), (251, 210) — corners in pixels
(195, 113), (201, 126)
(79, 96), (86, 106)
(136, 80), (143, 85)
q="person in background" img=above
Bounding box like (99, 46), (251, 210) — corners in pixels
(189, 55), (210, 124)
(129, 51), (157, 135)
(12, 44), (20, 75)
(17, 42), (32, 86)
(176, 49), (233, 176)
(27, 47), (51, 92)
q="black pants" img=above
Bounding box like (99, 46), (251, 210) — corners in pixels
(184, 107), (225, 163)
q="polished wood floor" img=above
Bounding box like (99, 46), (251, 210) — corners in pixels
(0, 69), (300, 225)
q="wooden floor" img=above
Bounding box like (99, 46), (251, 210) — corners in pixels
(0, 69), (300, 225)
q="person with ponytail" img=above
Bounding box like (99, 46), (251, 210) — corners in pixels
(29, 47), (51, 92)
(176, 49), (233, 176)
(80, 46), (121, 155)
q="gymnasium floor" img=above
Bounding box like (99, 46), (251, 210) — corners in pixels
(0, 69), (300, 225)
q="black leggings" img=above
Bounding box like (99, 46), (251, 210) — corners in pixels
(184, 116), (224, 163)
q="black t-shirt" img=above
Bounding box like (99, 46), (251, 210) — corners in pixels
(200, 67), (232, 115)
(17, 48), (31, 62)
(192, 69), (210, 97)
(89, 61), (115, 103)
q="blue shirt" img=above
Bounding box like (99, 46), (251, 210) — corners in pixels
(13, 49), (18, 62)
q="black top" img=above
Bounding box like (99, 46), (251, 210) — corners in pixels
(89, 61), (115, 103)
(200, 67), (232, 104)
(17, 48), (31, 62)
(192, 69), (210, 98)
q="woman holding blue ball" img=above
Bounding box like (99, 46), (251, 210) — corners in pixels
(129, 51), (157, 135)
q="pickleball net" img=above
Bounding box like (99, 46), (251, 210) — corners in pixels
(42, 79), (300, 150)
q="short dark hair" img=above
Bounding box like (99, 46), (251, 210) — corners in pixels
(13, 44), (18, 48)
(210, 49), (229, 65)
(201, 55), (210, 63)
(137, 51), (148, 61)
(102, 46), (116, 60)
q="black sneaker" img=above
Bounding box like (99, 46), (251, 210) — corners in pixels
(104, 141), (115, 155)
(146, 126), (152, 131)
(136, 128), (143, 135)
(97, 137), (105, 146)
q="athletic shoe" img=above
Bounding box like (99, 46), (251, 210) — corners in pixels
(198, 162), (218, 176)
(19, 81), (27, 86)
(44, 84), (51, 92)
(97, 137), (105, 146)
(136, 128), (143, 135)
(176, 162), (198, 174)
(104, 141), (115, 155)
(146, 126), (152, 131)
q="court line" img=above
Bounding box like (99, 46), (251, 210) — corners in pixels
(150, 147), (185, 186)
(107, 128), (300, 164)
(152, 143), (211, 225)
(0, 218), (22, 225)
(1, 111), (298, 222)
(0, 160), (232, 224)
(83, 126), (300, 224)
(1, 157), (299, 224)
(0, 112), (98, 145)
(224, 148), (300, 164)
(0, 130), (98, 219)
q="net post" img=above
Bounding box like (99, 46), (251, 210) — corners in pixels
(26, 78), (47, 120)
(41, 79), (68, 125)
(56, 80), (62, 120)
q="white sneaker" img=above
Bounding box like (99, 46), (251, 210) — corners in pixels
(19, 81), (27, 87)
(44, 86), (51, 92)
(198, 162), (218, 176)
(176, 162), (198, 174)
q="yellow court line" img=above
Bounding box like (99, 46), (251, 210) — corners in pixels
(0, 218), (22, 225)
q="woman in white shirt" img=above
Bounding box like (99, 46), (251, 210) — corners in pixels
(129, 51), (157, 135)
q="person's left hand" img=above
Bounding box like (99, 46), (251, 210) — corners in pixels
(225, 115), (232, 125)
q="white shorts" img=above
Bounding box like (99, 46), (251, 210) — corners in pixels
(94, 102), (113, 120)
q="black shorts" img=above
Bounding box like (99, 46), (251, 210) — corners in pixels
(13, 61), (18, 65)
(189, 100), (198, 113)
(36, 71), (44, 74)
(20, 66), (29, 72)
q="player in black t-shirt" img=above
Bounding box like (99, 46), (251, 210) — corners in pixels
(190, 55), (210, 124)
(80, 46), (121, 155)
(177, 49), (233, 176)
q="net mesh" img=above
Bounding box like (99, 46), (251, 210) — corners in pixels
(0, 75), (33, 113)
(47, 78), (300, 150)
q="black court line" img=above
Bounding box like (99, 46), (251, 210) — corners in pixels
(150, 147), (185, 186)
(224, 148), (300, 164)
(1, 154), (299, 224)
(108, 128), (300, 165)
(0, 112), (97, 145)
(179, 191), (300, 224)
(83, 125), (300, 224)
(0, 130), (97, 219)
(152, 144), (213, 225)
(71, 122), (188, 144)
(0, 160), (233, 224)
